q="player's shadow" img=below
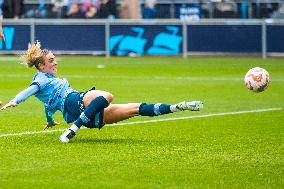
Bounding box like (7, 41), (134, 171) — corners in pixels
(75, 138), (146, 144)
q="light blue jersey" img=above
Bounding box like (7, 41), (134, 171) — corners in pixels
(11, 72), (76, 124)
(31, 72), (76, 122)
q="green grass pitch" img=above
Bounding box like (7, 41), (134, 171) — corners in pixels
(0, 56), (283, 189)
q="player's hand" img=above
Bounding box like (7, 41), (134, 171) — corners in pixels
(44, 121), (60, 130)
(0, 101), (17, 111)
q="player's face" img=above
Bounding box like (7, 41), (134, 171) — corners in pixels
(42, 52), (57, 74)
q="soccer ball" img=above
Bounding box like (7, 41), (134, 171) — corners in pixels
(244, 67), (270, 92)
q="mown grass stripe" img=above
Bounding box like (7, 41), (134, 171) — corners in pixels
(0, 107), (282, 137)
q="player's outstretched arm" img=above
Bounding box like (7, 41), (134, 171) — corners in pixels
(0, 85), (39, 111)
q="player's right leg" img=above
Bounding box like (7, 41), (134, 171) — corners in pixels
(60, 90), (112, 143)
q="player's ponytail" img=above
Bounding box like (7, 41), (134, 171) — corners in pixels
(21, 41), (50, 69)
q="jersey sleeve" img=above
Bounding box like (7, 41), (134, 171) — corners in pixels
(30, 73), (49, 91)
(10, 85), (40, 104)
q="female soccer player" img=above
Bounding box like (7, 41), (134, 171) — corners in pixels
(0, 41), (203, 143)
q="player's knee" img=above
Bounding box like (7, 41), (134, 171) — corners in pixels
(103, 92), (113, 103)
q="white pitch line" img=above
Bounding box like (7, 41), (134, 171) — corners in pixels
(0, 107), (282, 138)
(111, 107), (283, 126)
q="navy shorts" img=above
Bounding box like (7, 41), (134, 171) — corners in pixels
(64, 89), (105, 129)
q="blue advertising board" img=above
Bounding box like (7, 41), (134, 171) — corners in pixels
(1, 21), (284, 55)
(35, 25), (105, 51)
(110, 25), (182, 55)
(187, 25), (262, 52)
(0, 25), (30, 51)
(267, 25), (284, 53)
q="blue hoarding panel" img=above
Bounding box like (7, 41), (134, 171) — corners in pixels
(267, 25), (284, 53)
(187, 25), (262, 52)
(35, 25), (105, 51)
(110, 25), (182, 55)
(0, 25), (30, 51)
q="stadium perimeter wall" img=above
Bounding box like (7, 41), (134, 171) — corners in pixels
(0, 19), (284, 58)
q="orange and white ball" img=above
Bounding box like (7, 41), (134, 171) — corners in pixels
(244, 67), (270, 92)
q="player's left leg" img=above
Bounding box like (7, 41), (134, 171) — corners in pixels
(103, 103), (141, 124)
(103, 101), (203, 124)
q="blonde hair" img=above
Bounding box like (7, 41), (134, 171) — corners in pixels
(21, 41), (50, 69)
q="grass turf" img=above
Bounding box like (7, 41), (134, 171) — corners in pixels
(0, 56), (283, 188)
